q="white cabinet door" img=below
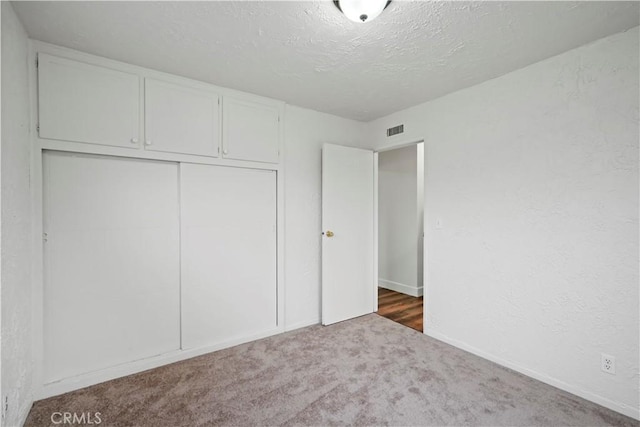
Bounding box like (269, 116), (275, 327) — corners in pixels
(43, 152), (180, 383)
(38, 54), (140, 148)
(222, 97), (280, 163)
(180, 164), (277, 349)
(144, 79), (220, 157)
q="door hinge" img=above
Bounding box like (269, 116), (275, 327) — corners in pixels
(35, 56), (38, 68)
(43, 232), (48, 242)
(36, 124), (40, 133)
(218, 98), (220, 106)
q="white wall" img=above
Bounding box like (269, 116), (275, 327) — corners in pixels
(378, 144), (423, 296)
(283, 105), (367, 330)
(1, 2), (34, 426)
(0, 2), (3, 422)
(367, 27), (639, 418)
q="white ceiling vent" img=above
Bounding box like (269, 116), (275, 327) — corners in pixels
(386, 124), (404, 137)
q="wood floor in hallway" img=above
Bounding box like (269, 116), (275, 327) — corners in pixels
(377, 287), (423, 332)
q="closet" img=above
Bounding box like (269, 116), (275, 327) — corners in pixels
(38, 53), (140, 148)
(37, 53), (280, 163)
(222, 96), (280, 163)
(144, 78), (221, 157)
(43, 152), (181, 383)
(180, 164), (277, 349)
(36, 46), (282, 394)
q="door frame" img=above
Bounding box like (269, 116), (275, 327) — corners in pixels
(373, 138), (426, 329)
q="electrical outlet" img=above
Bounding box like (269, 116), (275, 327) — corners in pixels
(601, 354), (616, 374)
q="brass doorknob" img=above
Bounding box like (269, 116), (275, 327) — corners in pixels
(325, 230), (334, 237)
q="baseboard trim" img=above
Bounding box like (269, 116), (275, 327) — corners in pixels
(37, 326), (284, 400)
(284, 318), (320, 332)
(379, 279), (423, 297)
(423, 327), (640, 421)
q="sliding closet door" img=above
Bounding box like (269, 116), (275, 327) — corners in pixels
(180, 164), (277, 349)
(43, 152), (180, 383)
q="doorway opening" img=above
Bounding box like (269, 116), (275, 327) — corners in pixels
(376, 142), (424, 332)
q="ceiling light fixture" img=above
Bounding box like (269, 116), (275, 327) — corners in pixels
(334, 0), (391, 23)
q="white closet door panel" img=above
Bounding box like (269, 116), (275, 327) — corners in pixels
(222, 97), (280, 164)
(38, 54), (140, 148)
(181, 164), (277, 349)
(145, 79), (220, 157)
(43, 152), (180, 383)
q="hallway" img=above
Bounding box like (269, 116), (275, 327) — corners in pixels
(377, 287), (423, 332)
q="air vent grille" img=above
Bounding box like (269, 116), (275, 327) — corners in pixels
(386, 124), (404, 137)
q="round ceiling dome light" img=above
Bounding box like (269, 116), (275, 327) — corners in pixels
(334, 0), (390, 23)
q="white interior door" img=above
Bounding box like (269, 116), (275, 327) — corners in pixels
(180, 163), (277, 349)
(43, 152), (180, 383)
(322, 144), (375, 325)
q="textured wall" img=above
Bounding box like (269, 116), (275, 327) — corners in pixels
(378, 145), (421, 295)
(1, 2), (34, 426)
(367, 27), (639, 418)
(283, 105), (367, 330)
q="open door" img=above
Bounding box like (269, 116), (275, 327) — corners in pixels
(322, 144), (375, 325)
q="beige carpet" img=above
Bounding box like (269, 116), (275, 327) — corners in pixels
(25, 314), (638, 426)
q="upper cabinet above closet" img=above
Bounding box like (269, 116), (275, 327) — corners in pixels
(36, 51), (282, 165)
(144, 78), (220, 157)
(38, 53), (140, 149)
(223, 97), (280, 164)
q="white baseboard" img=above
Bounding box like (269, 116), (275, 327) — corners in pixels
(379, 279), (423, 297)
(284, 318), (320, 332)
(423, 327), (640, 421)
(37, 326), (284, 400)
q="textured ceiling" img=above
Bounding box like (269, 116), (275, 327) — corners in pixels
(12, 1), (640, 121)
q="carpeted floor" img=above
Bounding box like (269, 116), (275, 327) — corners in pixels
(25, 314), (638, 427)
